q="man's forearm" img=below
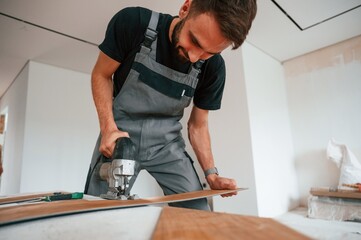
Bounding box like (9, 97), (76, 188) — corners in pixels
(187, 107), (237, 194)
(91, 74), (117, 134)
(91, 51), (121, 135)
(91, 51), (127, 157)
(187, 109), (215, 173)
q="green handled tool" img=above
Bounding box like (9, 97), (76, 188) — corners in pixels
(43, 192), (84, 202)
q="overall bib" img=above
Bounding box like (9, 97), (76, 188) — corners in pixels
(85, 12), (209, 211)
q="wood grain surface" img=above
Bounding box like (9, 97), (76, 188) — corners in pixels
(0, 188), (245, 225)
(152, 206), (310, 240)
(310, 187), (361, 199)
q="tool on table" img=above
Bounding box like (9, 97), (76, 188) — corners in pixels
(96, 137), (138, 200)
(43, 192), (84, 201)
(0, 192), (84, 205)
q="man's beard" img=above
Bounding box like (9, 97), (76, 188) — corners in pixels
(171, 19), (189, 63)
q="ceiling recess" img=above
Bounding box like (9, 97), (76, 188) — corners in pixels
(271, 0), (361, 30)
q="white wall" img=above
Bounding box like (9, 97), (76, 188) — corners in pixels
(18, 61), (98, 192)
(284, 35), (361, 205)
(242, 43), (299, 217)
(0, 64), (29, 194)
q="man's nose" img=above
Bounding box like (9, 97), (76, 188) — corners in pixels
(188, 48), (204, 63)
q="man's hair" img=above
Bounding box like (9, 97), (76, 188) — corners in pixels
(188, 0), (257, 50)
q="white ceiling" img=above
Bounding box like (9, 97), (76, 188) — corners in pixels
(1, 0), (361, 98)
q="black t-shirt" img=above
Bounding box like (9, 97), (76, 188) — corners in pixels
(99, 7), (226, 110)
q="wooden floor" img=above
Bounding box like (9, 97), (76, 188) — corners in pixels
(152, 206), (310, 240)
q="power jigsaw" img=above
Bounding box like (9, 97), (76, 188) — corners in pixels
(97, 137), (138, 200)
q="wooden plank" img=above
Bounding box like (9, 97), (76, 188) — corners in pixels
(0, 188), (246, 226)
(152, 206), (310, 240)
(310, 187), (361, 200)
(0, 114), (5, 134)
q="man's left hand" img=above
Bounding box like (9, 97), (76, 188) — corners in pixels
(206, 174), (238, 197)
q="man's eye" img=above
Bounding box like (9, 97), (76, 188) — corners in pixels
(190, 35), (200, 47)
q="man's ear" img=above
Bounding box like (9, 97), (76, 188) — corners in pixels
(179, 0), (191, 19)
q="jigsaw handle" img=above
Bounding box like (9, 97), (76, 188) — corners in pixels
(112, 137), (136, 161)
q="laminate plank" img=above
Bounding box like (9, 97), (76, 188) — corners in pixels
(310, 188), (361, 199)
(0, 188), (245, 225)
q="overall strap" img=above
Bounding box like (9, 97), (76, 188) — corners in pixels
(140, 11), (160, 60)
(140, 11), (203, 80)
(189, 60), (204, 79)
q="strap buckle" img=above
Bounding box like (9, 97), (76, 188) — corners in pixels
(142, 28), (158, 48)
(193, 60), (204, 70)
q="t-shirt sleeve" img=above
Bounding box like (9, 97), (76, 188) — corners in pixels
(193, 55), (226, 110)
(98, 7), (150, 63)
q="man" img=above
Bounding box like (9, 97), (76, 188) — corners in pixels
(85, 0), (257, 210)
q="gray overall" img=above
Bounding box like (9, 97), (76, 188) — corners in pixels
(85, 11), (209, 211)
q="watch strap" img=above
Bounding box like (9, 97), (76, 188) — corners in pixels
(204, 167), (219, 178)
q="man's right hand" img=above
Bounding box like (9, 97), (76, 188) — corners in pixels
(99, 129), (129, 158)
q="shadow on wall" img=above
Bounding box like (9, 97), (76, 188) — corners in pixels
(287, 196), (300, 211)
(295, 149), (340, 206)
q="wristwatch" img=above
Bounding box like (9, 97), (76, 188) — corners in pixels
(204, 167), (219, 178)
